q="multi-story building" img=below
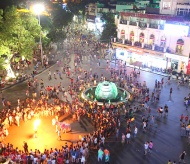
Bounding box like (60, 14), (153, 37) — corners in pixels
(160, 0), (190, 16)
(113, 11), (190, 74)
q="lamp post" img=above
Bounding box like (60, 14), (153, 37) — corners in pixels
(33, 4), (45, 67)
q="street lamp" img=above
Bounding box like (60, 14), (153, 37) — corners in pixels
(33, 4), (45, 66)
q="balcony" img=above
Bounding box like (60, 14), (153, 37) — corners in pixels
(134, 41), (142, 47)
(129, 21), (137, 26)
(149, 24), (158, 29)
(139, 22), (147, 28)
(119, 20), (164, 30)
(120, 20), (128, 24)
(154, 45), (164, 52)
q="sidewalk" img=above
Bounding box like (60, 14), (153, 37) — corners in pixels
(110, 59), (172, 77)
(1, 46), (60, 91)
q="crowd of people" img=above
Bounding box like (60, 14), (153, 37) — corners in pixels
(0, 21), (189, 164)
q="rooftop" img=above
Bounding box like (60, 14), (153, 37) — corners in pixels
(120, 12), (186, 22)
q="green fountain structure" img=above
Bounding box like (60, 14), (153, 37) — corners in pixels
(81, 81), (130, 105)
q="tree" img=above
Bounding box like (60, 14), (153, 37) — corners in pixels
(1, 6), (41, 59)
(67, 0), (97, 16)
(47, 28), (66, 43)
(51, 4), (73, 29)
(0, 6), (41, 77)
(100, 13), (117, 42)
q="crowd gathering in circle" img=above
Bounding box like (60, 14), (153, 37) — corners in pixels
(0, 23), (189, 164)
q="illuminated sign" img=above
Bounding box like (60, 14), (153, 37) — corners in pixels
(163, 2), (171, 10)
(164, 24), (189, 36)
(165, 53), (188, 62)
(128, 47), (142, 53)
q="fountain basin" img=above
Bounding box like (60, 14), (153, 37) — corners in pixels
(81, 81), (130, 106)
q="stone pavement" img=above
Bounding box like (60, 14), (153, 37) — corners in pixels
(1, 46), (190, 164)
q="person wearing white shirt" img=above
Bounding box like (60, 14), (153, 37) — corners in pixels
(126, 132), (131, 144)
(144, 141), (149, 155)
(81, 155), (86, 164)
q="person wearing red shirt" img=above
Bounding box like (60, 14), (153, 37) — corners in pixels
(185, 115), (189, 122)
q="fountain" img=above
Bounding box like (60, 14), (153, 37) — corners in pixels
(81, 81), (130, 105)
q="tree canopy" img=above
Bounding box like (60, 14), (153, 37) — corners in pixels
(0, 6), (41, 63)
(100, 13), (117, 42)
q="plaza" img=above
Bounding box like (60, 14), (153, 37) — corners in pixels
(1, 43), (190, 163)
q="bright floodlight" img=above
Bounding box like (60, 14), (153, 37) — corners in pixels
(34, 119), (41, 130)
(33, 4), (45, 15)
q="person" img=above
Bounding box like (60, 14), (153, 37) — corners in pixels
(179, 150), (186, 163)
(185, 99), (188, 110)
(170, 87), (172, 95)
(97, 147), (104, 162)
(48, 70), (51, 80)
(168, 160), (172, 164)
(81, 154), (85, 164)
(121, 133), (125, 146)
(104, 149), (110, 164)
(126, 132), (131, 144)
(115, 128), (119, 140)
(164, 104), (169, 117)
(57, 129), (61, 140)
(144, 141), (149, 155)
(23, 142), (28, 153)
(134, 126), (138, 138)
(148, 141), (153, 153)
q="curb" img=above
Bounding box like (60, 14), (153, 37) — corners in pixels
(1, 54), (72, 91)
(110, 60), (170, 77)
(1, 63), (55, 91)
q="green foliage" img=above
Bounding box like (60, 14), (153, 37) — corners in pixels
(0, 58), (4, 70)
(47, 28), (66, 43)
(101, 13), (115, 23)
(67, 0), (97, 16)
(0, 6), (41, 61)
(42, 36), (51, 49)
(51, 5), (73, 29)
(100, 13), (117, 42)
(40, 15), (53, 32)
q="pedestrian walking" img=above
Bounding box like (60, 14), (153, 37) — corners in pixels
(48, 70), (51, 80)
(97, 148), (104, 162)
(164, 104), (169, 117)
(121, 133), (125, 146)
(134, 126), (138, 138)
(54, 72), (57, 79)
(144, 141), (149, 155)
(57, 129), (61, 140)
(148, 141), (153, 153)
(126, 132), (131, 144)
(179, 150), (186, 163)
(170, 87), (172, 95)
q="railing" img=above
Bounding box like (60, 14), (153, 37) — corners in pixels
(149, 24), (158, 29)
(129, 21), (137, 26)
(154, 45), (164, 52)
(119, 20), (164, 30)
(139, 22), (147, 28)
(120, 20), (128, 24)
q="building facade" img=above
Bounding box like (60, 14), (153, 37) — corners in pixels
(160, 0), (190, 16)
(114, 12), (190, 74)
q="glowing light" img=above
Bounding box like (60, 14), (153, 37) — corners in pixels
(33, 4), (45, 15)
(34, 119), (41, 130)
(164, 24), (189, 36)
(5, 65), (16, 80)
(95, 81), (118, 100)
